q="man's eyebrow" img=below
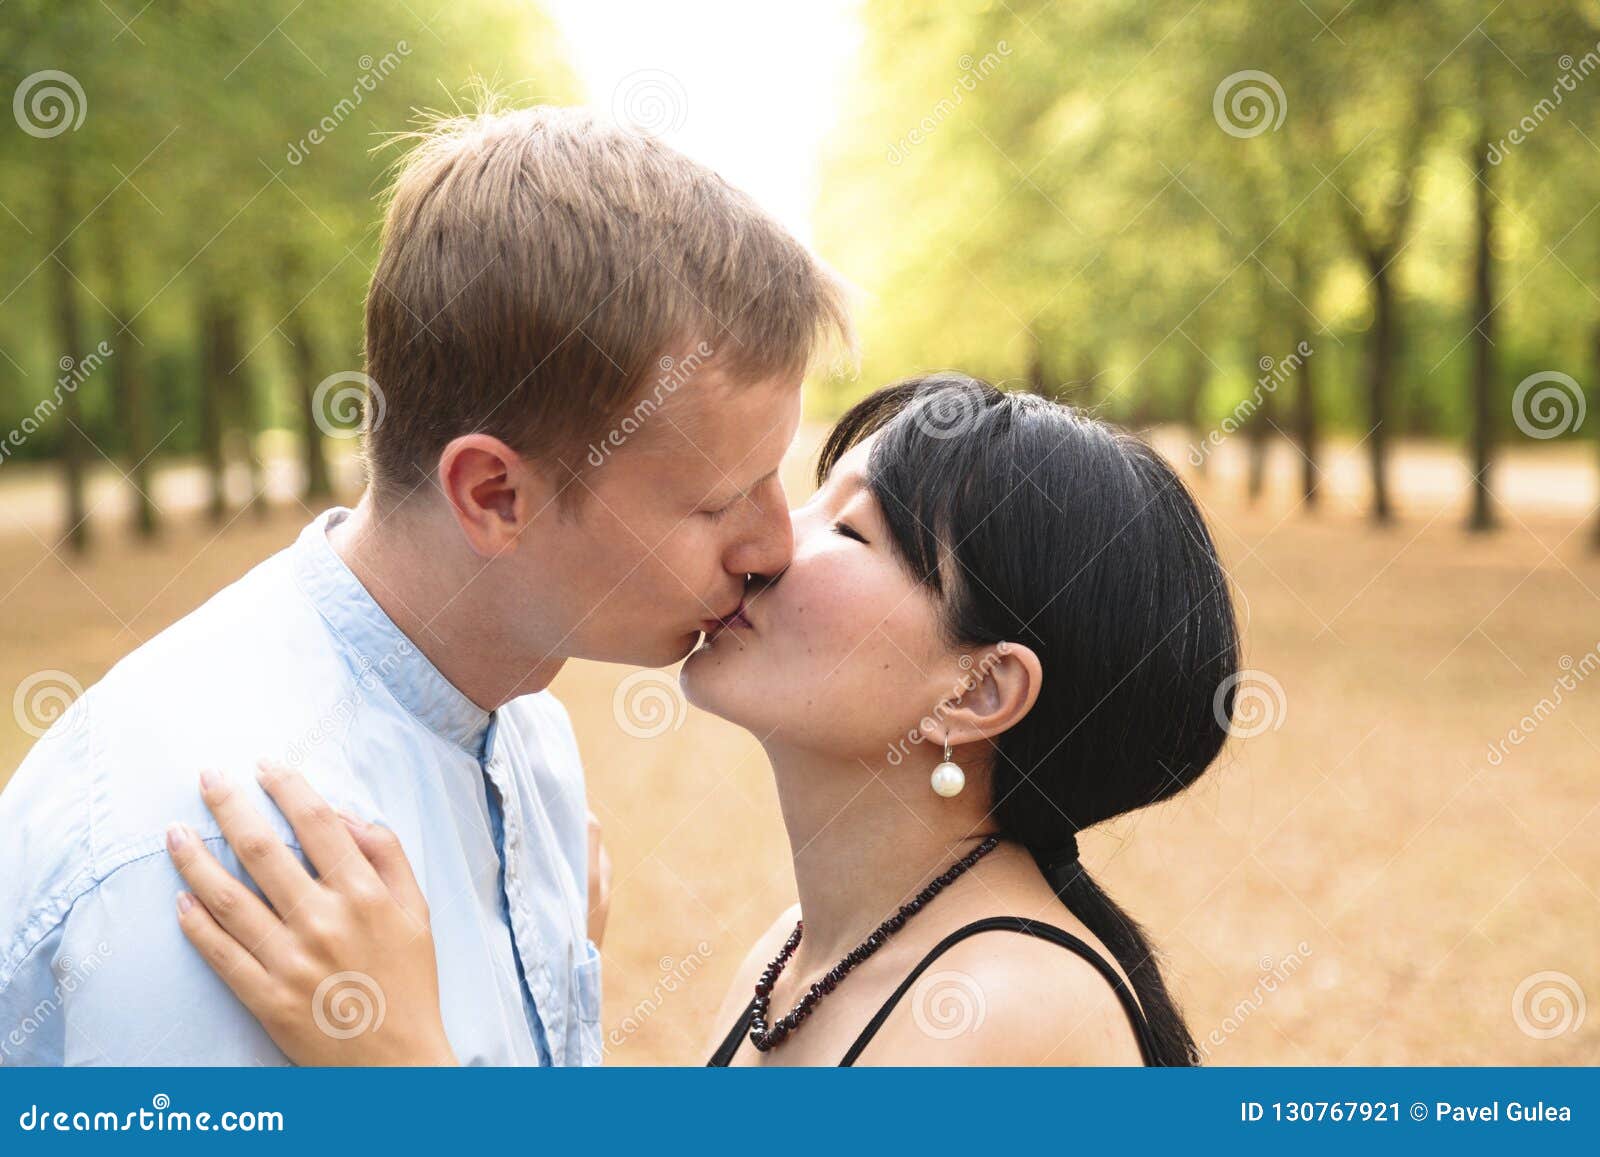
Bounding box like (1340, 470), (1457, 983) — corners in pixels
(706, 467), (777, 506)
(732, 467), (780, 498)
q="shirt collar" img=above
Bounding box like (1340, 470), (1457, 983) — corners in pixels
(291, 507), (492, 757)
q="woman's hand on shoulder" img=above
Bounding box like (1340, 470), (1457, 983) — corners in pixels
(165, 761), (456, 1066)
(855, 929), (1146, 1067)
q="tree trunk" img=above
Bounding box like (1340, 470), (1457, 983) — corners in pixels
(105, 204), (157, 539)
(1246, 268), (1275, 505)
(1592, 322), (1600, 550)
(1467, 130), (1496, 531)
(1366, 257), (1397, 525)
(1027, 333), (1047, 397)
(1291, 250), (1319, 509)
(1245, 372), (1272, 504)
(219, 308), (267, 518)
(199, 299), (269, 520)
(198, 296), (228, 524)
(242, 383), (269, 519)
(284, 309), (332, 500)
(51, 161), (90, 554)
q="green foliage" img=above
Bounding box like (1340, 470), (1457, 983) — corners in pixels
(0, 0), (576, 465)
(816, 0), (1600, 444)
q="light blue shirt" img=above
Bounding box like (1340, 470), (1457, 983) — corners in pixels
(0, 509), (602, 1066)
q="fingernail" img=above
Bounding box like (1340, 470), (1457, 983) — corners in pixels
(199, 769), (224, 796)
(176, 891), (194, 916)
(166, 822), (189, 852)
(338, 809), (367, 833)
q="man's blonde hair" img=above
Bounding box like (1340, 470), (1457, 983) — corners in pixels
(363, 103), (853, 500)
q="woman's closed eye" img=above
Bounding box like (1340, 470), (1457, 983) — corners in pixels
(833, 520), (869, 544)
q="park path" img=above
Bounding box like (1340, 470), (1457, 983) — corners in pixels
(1, 430), (1595, 546)
(0, 449), (365, 545)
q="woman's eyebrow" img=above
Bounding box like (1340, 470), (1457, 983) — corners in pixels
(817, 472), (883, 525)
(825, 469), (867, 495)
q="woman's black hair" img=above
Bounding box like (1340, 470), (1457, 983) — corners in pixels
(817, 373), (1240, 1066)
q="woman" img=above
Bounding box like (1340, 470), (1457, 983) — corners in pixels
(165, 373), (1240, 1066)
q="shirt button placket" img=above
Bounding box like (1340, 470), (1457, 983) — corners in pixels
(486, 754), (555, 1053)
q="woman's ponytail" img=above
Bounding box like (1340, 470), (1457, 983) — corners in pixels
(1041, 855), (1200, 1065)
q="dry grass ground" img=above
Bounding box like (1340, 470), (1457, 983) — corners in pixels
(2, 429), (1597, 1065)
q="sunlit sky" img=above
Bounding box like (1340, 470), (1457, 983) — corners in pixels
(545, 0), (862, 244)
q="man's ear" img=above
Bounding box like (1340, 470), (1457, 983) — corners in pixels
(436, 433), (551, 558)
(931, 641), (1043, 753)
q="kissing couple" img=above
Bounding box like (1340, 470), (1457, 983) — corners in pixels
(0, 105), (1239, 1067)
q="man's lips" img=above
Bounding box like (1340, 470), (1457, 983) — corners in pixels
(700, 598), (752, 638)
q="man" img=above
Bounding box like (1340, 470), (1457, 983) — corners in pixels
(0, 104), (850, 1065)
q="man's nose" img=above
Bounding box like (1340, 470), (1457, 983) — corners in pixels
(724, 477), (794, 578)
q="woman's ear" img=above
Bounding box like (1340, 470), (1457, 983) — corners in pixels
(437, 433), (553, 557)
(933, 641), (1043, 751)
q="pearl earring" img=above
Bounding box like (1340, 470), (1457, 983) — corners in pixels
(930, 738), (966, 798)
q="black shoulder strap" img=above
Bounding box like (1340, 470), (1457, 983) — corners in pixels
(838, 916), (1160, 1066)
(706, 997), (758, 1067)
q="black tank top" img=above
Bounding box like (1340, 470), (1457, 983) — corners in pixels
(707, 915), (1160, 1066)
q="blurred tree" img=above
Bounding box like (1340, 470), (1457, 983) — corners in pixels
(1466, 44), (1498, 534)
(101, 196), (157, 538)
(277, 248), (333, 502)
(48, 152), (90, 553)
(818, 0), (1599, 539)
(0, 0), (576, 547)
